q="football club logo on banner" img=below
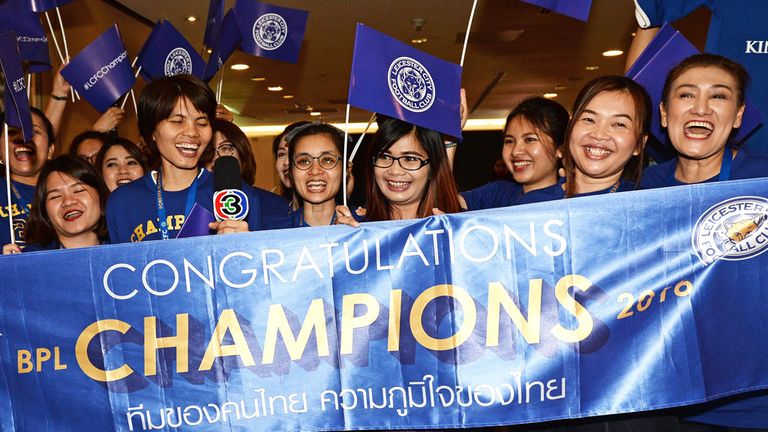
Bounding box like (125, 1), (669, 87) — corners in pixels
(164, 47), (193, 76)
(388, 56), (435, 113)
(692, 196), (768, 265)
(253, 12), (287, 50)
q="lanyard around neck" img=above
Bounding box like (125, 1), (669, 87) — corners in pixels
(10, 182), (29, 215)
(156, 169), (200, 240)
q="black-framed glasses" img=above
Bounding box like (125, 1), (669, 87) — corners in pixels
(216, 143), (237, 157)
(372, 153), (430, 171)
(292, 153), (342, 170)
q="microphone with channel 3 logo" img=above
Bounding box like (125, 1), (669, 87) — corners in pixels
(213, 156), (249, 221)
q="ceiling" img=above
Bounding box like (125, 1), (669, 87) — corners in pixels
(61, 0), (709, 131)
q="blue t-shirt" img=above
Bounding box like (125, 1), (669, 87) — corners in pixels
(635, 0), (768, 155)
(0, 177), (35, 249)
(106, 169), (263, 243)
(252, 186), (291, 226)
(461, 180), (564, 210)
(641, 148), (768, 189)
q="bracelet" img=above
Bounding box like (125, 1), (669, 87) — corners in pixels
(51, 94), (67, 101)
(444, 140), (458, 149)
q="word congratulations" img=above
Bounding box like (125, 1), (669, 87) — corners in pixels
(83, 50), (129, 91)
(69, 276), (595, 385)
(103, 220), (567, 300)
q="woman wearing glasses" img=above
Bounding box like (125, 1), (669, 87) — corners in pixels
(338, 115), (461, 224)
(271, 122), (348, 228)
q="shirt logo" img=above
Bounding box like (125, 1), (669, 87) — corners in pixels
(253, 13), (288, 51)
(692, 196), (768, 265)
(388, 56), (436, 113)
(164, 48), (193, 76)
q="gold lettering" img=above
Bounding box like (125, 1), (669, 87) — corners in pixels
(486, 280), (542, 346)
(75, 319), (134, 382)
(262, 299), (329, 364)
(551, 275), (594, 343)
(199, 309), (256, 370)
(144, 314), (189, 376)
(340, 293), (380, 355)
(411, 285), (477, 351)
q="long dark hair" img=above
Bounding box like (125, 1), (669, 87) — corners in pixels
(364, 116), (461, 221)
(26, 155), (109, 246)
(562, 76), (651, 197)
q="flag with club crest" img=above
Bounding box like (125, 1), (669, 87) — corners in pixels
(626, 23), (763, 162)
(61, 25), (135, 113)
(0, 0), (51, 72)
(203, 0), (224, 49)
(520, 0), (592, 22)
(25, 0), (76, 12)
(202, 10), (242, 82)
(233, 0), (308, 64)
(135, 19), (206, 81)
(348, 23), (462, 138)
(0, 31), (33, 141)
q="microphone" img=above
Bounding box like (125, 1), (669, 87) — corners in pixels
(212, 156), (249, 221)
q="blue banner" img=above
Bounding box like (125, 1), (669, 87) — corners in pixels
(626, 23), (763, 161)
(233, 0), (308, 64)
(202, 10), (242, 82)
(136, 20), (205, 82)
(25, 0), (76, 12)
(61, 25), (135, 113)
(349, 23), (462, 138)
(520, 0), (593, 22)
(0, 30), (33, 141)
(1, 179), (768, 431)
(0, 0), (50, 73)
(202, 0), (224, 49)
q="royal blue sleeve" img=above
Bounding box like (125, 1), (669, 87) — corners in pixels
(461, 181), (522, 210)
(634, 0), (712, 27)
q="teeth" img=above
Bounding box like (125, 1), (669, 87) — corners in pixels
(176, 143), (199, 150)
(585, 147), (611, 156)
(684, 120), (713, 131)
(13, 146), (33, 155)
(117, 179), (132, 185)
(63, 210), (82, 220)
(513, 161), (532, 168)
(387, 180), (409, 188)
(307, 180), (326, 187)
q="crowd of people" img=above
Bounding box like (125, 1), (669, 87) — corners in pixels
(0, 50), (767, 430)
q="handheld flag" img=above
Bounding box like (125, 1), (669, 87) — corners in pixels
(348, 23), (462, 138)
(0, 0), (51, 72)
(203, 0), (224, 49)
(136, 20), (206, 81)
(25, 0), (76, 12)
(61, 25), (135, 113)
(0, 31), (33, 141)
(234, 0), (308, 64)
(626, 23), (763, 161)
(519, 0), (592, 22)
(202, 10), (242, 82)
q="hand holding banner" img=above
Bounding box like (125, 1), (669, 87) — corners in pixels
(234, 0), (308, 64)
(61, 25), (135, 113)
(348, 23), (462, 138)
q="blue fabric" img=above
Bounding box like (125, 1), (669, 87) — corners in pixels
(641, 148), (768, 189)
(0, 30), (34, 141)
(0, 178), (35, 249)
(233, 0), (309, 64)
(2, 179), (768, 430)
(635, 0), (768, 155)
(252, 186), (291, 226)
(135, 20), (206, 81)
(0, 0), (51, 73)
(106, 169), (263, 243)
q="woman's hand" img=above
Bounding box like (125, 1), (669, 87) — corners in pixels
(209, 220), (249, 234)
(92, 107), (126, 132)
(52, 63), (71, 98)
(335, 205), (360, 227)
(2, 243), (21, 255)
(215, 104), (234, 122)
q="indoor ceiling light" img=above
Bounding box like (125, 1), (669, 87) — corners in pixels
(186, 15), (197, 22)
(267, 86), (283, 91)
(310, 111), (322, 116)
(585, 65), (600, 71)
(230, 64), (249, 70)
(250, 77), (266, 81)
(411, 38), (428, 44)
(543, 93), (558, 98)
(602, 50), (623, 57)
(282, 95), (294, 99)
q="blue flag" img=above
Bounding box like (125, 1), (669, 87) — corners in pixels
(202, 10), (242, 82)
(626, 23), (763, 162)
(61, 25), (135, 113)
(0, 0), (50, 73)
(25, 0), (76, 12)
(203, 0), (224, 49)
(520, 0), (593, 22)
(349, 23), (462, 138)
(0, 31), (33, 141)
(136, 20), (206, 81)
(234, 0), (308, 64)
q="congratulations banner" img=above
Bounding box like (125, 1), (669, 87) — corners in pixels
(1, 179), (768, 431)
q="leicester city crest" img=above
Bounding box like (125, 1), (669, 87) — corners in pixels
(253, 13), (288, 51)
(164, 48), (193, 76)
(388, 56), (436, 113)
(692, 196), (768, 265)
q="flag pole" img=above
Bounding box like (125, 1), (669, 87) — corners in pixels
(4, 124), (15, 244)
(54, 7), (69, 61)
(26, 74), (30, 100)
(348, 112), (376, 162)
(44, 12), (65, 64)
(460, 0), (478, 67)
(342, 103), (351, 208)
